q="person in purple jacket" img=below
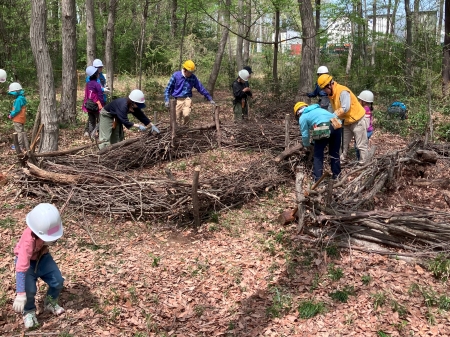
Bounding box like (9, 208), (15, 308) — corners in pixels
(164, 60), (215, 125)
(82, 66), (105, 138)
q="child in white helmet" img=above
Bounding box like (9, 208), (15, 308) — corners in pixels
(355, 90), (374, 160)
(7, 82), (27, 151)
(13, 203), (65, 329)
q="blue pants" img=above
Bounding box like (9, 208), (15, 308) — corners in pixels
(355, 131), (373, 160)
(23, 253), (64, 313)
(313, 125), (342, 181)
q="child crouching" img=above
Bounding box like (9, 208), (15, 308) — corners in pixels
(13, 203), (65, 329)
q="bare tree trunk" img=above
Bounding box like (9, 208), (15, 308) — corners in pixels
(49, 0), (60, 62)
(179, 9), (188, 68)
(207, 0), (231, 96)
(357, 0), (365, 66)
(390, 0), (400, 36)
(346, 21), (355, 75)
(273, 9), (280, 97)
(171, 0), (177, 39)
(438, 0), (444, 43)
(413, 0), (419, 43)
(297, 0), (316, 101)
(236, 0), (244, 70)
(442, 0), (450, 96)
(138, 0), (150, 90)
(59, 0), (77, 124)
(105, 0), (118, 94)
(30, 0), (59, 152)
(86, 0), (96, 65)
(315, 0), (321, 65)
(242, 0), (251, 66)
(371, 0), (376, 66)
(405, 0), (413, 94)
(385, 0), (391, 36)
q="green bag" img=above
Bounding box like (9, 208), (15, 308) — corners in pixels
(311, 122), (330, 140)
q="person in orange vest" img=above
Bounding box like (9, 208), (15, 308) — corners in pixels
(7, 82), (27, 151)
(317, 74), (369, 163)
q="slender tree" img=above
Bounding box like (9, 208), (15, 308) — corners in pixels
(405, 0), (413, 93)
(105, 0), (118, 93)
(297, 0), (315, 101)
(273, 8), (280, 96)
(30, 0), (59, 152)
(86, 0), (96, 65)
(59, 0), (77, 123)
(442, 0), (450, 96)
(138, 0), (151, 89)
(236, 0), (244, 70)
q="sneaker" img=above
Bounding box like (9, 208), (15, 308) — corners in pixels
(44, 302), (65, 315)
(23, 311), (39, 329)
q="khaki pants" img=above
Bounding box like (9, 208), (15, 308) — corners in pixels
(13, 122), (25, 150)
(342, 117), (369, 162)
(176, 97), (192, 125)
(98, 109), (124, 150)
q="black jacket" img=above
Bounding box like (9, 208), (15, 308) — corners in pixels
(232, 78), (252, 104)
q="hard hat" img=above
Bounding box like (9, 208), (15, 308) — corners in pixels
(86, 66), (97, 77)
(293, 102), (308, 116)
(182, 60), (196, 72)
(93, 59), (104, 67)
(318, 74), (333, 89)
(238, 69), (250, 81)
(357, 90), (374, 103)
(8, 82), (22, 92)
(243, 66), (253, 74)
(317, 66), (329, 74)
(0, 69), (6, 83)
(26, 203), (63, 242)
(129, 89), (146, 109)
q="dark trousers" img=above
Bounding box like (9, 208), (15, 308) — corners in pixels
(84, 112), (99, 135)
(313, 125), (342, 181)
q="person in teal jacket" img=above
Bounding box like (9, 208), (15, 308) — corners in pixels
(293, 102), (342, 181)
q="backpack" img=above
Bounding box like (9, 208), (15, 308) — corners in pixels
(387, 101), (407, 120)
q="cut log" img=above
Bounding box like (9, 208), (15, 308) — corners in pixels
(416, 149), (438, 164)
(273, 143), (303, 162)
(278, 206), (298, 226)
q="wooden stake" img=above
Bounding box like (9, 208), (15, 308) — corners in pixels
(192, 166), (201, 226)
(30, 123), (43, 153)
(285, 113), (290, 150)
(214, 105), (221, 147)
(295, 165), (305, 232)
(169, 98), (177, 145)
(22, 132), (38, 165)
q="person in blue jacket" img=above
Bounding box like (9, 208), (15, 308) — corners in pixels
(307, 66), (331, 111)
(164, 60), (215, 125)
(294, 101), (342, 181)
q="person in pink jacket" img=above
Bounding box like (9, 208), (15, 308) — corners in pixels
(13, 203), (65, 329)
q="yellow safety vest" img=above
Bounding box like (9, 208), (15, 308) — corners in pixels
(329, 82), (365, 125)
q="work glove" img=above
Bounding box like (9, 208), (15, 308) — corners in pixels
(151, 124), (160, 134)
(164, 101), (169, 108)
(138, 125), (147, 131)
(13, 293), (27, 313)
(103, 87), (110, 93)
(210, 100), (216, 105)
(307, 93), (315, 98)
(8, 114), (12, 119)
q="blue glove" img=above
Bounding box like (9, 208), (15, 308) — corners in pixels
(138, 125), (146, 131)
(151, 125), (160, 134)
(307, 93), (315, 98)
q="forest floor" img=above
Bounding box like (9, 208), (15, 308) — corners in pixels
(0, 90), (450, 337)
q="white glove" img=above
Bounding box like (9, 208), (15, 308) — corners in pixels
(151, 124), (160, 134)
(210, 100), (215, 105)
(138, 125), (147, 131)
(13, 293), (27, 313)
(164, 101), (169, 108)
(103, 87), (110, 93)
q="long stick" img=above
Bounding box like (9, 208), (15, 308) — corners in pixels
(284, 113), (290, 150)
(214, 105), (221, 147)
(192, 166), (201, 226)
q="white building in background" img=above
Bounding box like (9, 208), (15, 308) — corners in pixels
(271, 30), (301, 54)
(327, 18), (352, 46)
(367, 15), (389, 35)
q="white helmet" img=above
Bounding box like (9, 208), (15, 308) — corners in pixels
(129, 89), (146, 109)
(317, 66), (329, 74)
(0, 69), (6, 83)
(26, 203), (63, 242)
(93, 59), (104, 67)
(8, 82), (22, 92)
(358, 90), (374, 103)
(86, 66), (97, 77)
(238, 69), (250, 81)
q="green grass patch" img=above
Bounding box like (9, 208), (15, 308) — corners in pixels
(428, 254), (450, 281)
(297, 299), (326, 319)
(329, 285), (355, 303)
(327, 264), (344, 281)
(266, 287), (292, 318)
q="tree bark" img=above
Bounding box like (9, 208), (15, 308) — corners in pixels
(243, 0), (251, 66)
(86, 0), (96, 65)
(171, 0), (178, 39)
(297, 0), (316, 101)
(273, 9), (280, 97)
(390, 0), (400, 36)
(385, 0), (391, 36)
(315, 0), (321, 65)
(138, 0), (150, 90)
(30, 0), (59, 152)
(438, 0), (445, 43)
(236, 0), (244, 70)
(59, 0), (77, 124)
(443, 0), (450, 96)
(207, 0), (231, 96)
(105, 0), (118, 94)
